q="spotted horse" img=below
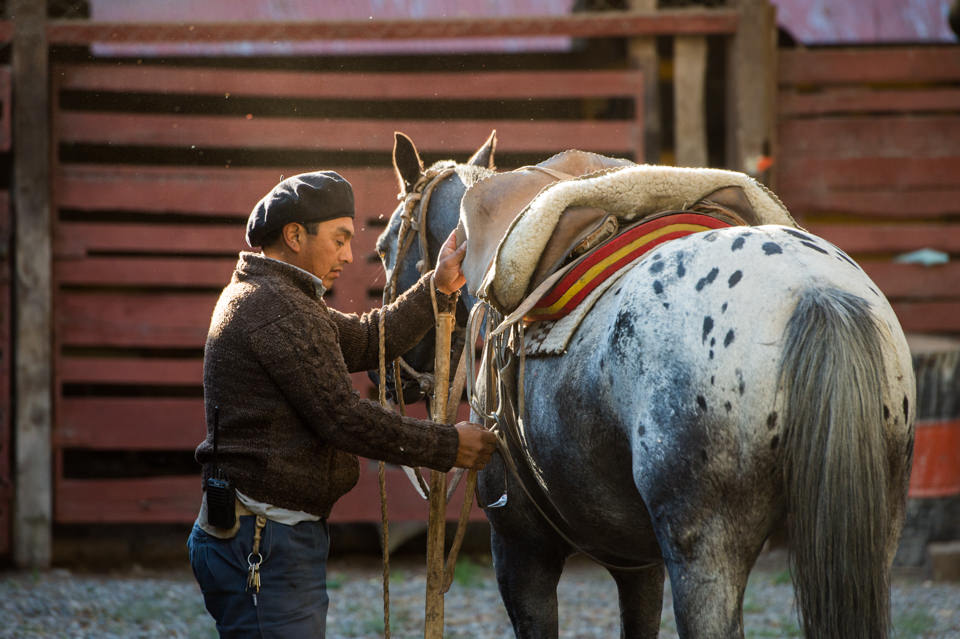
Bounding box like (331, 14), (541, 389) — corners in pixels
(375, 131), (916, 639)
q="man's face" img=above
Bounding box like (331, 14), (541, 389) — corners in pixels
(296, 217), (355, 289)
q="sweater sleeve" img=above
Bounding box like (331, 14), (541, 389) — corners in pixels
(246, 306), (459, 472)
(328, 271), (456, 373)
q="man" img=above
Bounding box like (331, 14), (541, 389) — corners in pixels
(187, 170), (497, 638)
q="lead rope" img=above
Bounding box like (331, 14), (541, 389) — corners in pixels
(376, 312), (392, 639)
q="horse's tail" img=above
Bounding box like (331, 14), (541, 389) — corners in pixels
(779, 288), (891, 639)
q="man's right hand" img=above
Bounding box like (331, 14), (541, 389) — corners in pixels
(453, 422), (498, 470)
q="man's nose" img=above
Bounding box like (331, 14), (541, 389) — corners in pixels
(343, 242), (353, 264)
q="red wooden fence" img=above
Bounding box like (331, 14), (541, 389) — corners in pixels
(52, 62), (645, 524)
(776, 45), (960, 337)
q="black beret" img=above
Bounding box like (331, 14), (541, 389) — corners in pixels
(246, 171), (355, 247)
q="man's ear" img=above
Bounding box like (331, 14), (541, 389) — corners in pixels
(281, 222), (302, 253)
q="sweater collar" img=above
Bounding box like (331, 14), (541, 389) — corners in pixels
(236, 252), (327, 300)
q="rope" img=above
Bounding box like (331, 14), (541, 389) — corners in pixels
(376, 311), (392, 639)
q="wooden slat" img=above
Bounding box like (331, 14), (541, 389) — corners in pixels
(46, 10), (739, 45)
(58, 291), (216, 347)
(778, 116), (960, 159)
(57, 476), (201, 523)
(57, 112), (637, 154)
(779, 88), (960, 117)
(781, 188), (960, 217)
(56, 256), (237, 287)
(56, 165), (403, 219)
(56, 467), (484, 523)
(891, 302), (960, 335)
(57, 397), (202, 449)
(808, 223), (960, 254)
(56, 222), (245, 257)
(60, 357), (201, 386)
(58, 65), (643, 101)
(779, 46), (960, 86)
(860, 262), (960, 300)
(777, 156), (960, 191)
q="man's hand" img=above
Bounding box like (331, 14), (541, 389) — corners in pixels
(433, 230), (467, 295)
(453, 421), (497, 470)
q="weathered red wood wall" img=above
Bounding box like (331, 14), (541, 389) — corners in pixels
(776, 45), (960, 502)
(0, 61), (11, 554)
(52, 62), (646, 525)
(777, 45), (960, 337)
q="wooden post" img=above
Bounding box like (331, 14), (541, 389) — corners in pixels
(425, 310), (455, 638)
(11, 0), (53, 568)
(628, 0), (660, 163)
(673, 35), (708, 167)
(725, 0), (778, 177)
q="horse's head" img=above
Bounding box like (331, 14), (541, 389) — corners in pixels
(370, 130), (496, 405)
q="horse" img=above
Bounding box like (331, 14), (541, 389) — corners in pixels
(375, 131), (916, 639)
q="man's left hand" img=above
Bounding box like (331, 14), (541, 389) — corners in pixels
(433, 230), (467, 295)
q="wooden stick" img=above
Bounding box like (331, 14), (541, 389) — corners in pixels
(425, 310), (455, 638)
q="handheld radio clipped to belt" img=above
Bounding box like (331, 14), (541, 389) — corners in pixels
(206, 406), (237, 529)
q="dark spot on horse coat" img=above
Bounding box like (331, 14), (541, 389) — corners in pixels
(724, 329), (735, 347)
(653, 280), (664, 295)
(702, 316), (714, 343)
(652, 253), (662, 260)
(724, 401), (732, 412)
(650, 261), (665, 274)
(614, 287), (622, 296)
(728, 270), (742, 288)
(801, 241), (829, 255)
(696, 395), (707, 411)
(762, 242), (783, 255)
(770, 435), (780, 450)
(767, 412), (777, 429)
(784, 229), (815, 243)
(704, 231), (719, 242)
(700, 449), (708, 462)
(710, 338), (716, 347)
(736, 369), (745, 395)
(676, 260), (686, 278)
(637, 424), (645, 437)
(903, 396), (910, 423)
(870, 287), (880, 297)
(721, 302), (728, 313)
(696, 267), (719, 291)
(710, 375), (715, 385)
(709, 350), (714, 360)
(883, 405), (890, 420)
(731, 236), (746, 251)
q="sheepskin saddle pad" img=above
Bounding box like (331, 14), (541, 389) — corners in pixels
(460, 155), (798, 314)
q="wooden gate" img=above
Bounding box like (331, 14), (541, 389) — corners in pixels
(51, 62), (646, 524)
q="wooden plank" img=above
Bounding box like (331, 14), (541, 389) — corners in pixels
(12, 0), (52, 569)
(56, 476), (201, 524)
(56, 222), (245, 257)
(777, 156), (960, 191)
(57, 397), (203, 449)
(60, 357), (202, 385)
(778, 116), (960, 159)
(58, 291), (217, 347)
(779, 88), (960, 117)
(860, 262), (960, 300)
(780, 47), (960, 86)
(673, 35), (707, 167)
(57, 112), (637, 155)
(56, 467), (484, 523)
(807, 223), (960, 254)
(58, 65), (643, 101)
(781, 188), (960, 217)
(46, 10), (739, 45)
(55, 165), (402, 219)
(56, 256), (237, 287)
(891, 301), (960, 334)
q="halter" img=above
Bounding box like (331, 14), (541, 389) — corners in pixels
(381, 164), (458, 397)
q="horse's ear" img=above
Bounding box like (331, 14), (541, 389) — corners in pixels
(393, 132), (424, 195)
(467, 129), (497, 170)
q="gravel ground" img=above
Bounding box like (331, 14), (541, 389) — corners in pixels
(2, 550), (958, 638)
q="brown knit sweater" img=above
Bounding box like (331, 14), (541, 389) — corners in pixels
(196, 252), (459, 518)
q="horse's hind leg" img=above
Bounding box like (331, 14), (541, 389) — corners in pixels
(607, 564), (665, 639)
(491, 529), (566, 639)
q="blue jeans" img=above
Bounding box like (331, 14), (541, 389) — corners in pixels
(187, 516), (330, 638)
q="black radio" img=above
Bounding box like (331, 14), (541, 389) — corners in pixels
(205, 406), (236, 529)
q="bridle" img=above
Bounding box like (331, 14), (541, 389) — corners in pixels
(381, 164), (459, 399)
